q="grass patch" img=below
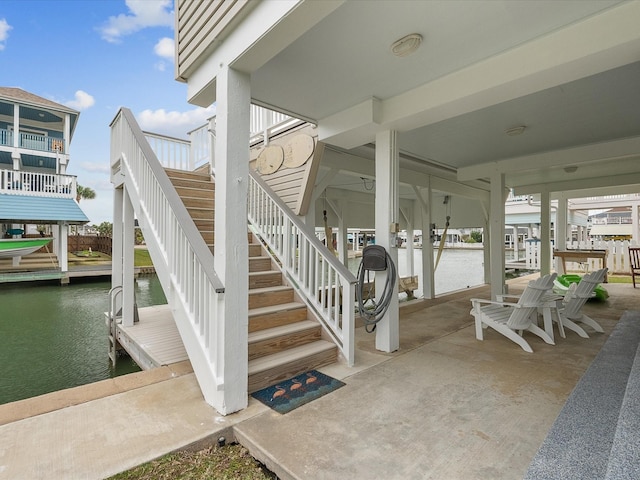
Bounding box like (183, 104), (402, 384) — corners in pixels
(134, 248), (154, 267)
(607, 275), (633, 284)
(108, 443), (276, 480)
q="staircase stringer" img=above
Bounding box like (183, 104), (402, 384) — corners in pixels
(111, 108), (241, 414)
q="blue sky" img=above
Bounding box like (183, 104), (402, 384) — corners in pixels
(0, 0), (215, 225)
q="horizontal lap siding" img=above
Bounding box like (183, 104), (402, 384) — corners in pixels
(176, 0), (250, 79)
(265, 166), (305, 212)
(250, 124), (323, 216)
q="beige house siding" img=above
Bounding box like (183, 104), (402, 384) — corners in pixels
(176, 0), (250, 81)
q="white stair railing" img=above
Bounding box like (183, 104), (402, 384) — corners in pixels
(110, 108), (226, 407)
(248, 169), (358, 366)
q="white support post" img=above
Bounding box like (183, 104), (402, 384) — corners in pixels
(214, 65), (250, 414)
(414, 184), (434, 299)
(489, 172), (506, 299)
(512, 226), (519, 262)
(555, 194), (568, 272)
(12, 104), (19, 149)
(122, 187), (135, 327)
(208, 116), (216, 173)
(374, 130), (399, 353)
(58, 222), (68, 273)
(59, 113), (70, 174)
(403, 206), (415, 278)
(12, 104), (19, 169)
(632, 200), (639, 244)
(541, 191), (552, 275)
(337, 199), (348, 267)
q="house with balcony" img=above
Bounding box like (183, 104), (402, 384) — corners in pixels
(109, 1), (640, 423)
(0, 87), (88, 277)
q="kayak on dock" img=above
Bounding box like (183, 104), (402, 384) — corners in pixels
(552, 274), (609, 301)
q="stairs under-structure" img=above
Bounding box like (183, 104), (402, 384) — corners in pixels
(165, 168), (338, 393)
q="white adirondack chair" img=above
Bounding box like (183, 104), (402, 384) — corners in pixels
(470, 273), (557, 353)
(556, 268), (607, 338)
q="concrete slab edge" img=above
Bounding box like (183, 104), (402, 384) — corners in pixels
(0, 360), (193, 426)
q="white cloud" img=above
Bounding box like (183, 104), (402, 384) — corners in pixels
(137, 106), (217, 139)
(65, 90), (95, 111)
(99, 0), (173, 43)
(0, 18), (12, 50)
(154, 37), (174, 60)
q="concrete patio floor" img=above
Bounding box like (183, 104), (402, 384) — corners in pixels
(0, 275), (636, 479)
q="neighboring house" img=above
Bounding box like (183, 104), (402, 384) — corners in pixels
(0, 87), (88, 276)
(110, 1), (640, 415)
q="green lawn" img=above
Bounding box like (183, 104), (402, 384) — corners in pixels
(134, 248), (154, 267)
(607, 275), (633, 284)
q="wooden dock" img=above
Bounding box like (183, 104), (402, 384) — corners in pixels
(116, 304), (188, 370)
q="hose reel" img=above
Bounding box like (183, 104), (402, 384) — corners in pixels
(356, 245), (396, 333)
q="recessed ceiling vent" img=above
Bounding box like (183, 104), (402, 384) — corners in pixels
(391, 33), (423, 57)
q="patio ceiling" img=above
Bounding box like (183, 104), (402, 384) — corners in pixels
(207, 0), (640, 199)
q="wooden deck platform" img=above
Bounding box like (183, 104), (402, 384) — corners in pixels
(116, 305), (188, 370)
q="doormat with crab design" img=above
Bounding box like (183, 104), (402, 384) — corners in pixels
(251, 370), (345, 414)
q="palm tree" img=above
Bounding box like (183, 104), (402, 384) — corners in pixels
(76, 185), (96, 203)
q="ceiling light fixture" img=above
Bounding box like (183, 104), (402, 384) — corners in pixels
(391, 33), (423, 57)
(564, 166), (578, 173)
(505, 125), (526, 136)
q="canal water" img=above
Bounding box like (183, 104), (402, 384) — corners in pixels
(0, 275), (166, 405)
(0, 248), (518, 406)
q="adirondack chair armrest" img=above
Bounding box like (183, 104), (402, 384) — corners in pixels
(497, 294), (521, 302)
(470, 298), (519, 308)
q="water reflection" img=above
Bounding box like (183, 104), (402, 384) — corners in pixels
(0, 275), (166, 405)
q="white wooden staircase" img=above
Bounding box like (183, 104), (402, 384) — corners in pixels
(165, 168), (337, 393)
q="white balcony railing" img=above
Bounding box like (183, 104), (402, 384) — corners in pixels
(248, 169), (357, 366)
(146, 105), (302, 173)
(0, 128), (12, 146)
(143, 131), (191, 171)
(0, 169), (76, 198)
(0, 128), (65, 154)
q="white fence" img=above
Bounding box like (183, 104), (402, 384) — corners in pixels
(248, 170), (358, 366)
(526, 240), (639, 274)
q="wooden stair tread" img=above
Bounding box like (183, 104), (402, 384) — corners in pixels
(248, 270), (280, 277)
(165, 168), (339, 388)
(249, 301), (306, 317)
(248, 320), (318, 344)
(248, 340), (336, 375)
(249, 284), (291, 295)
(165, 168), (212, 179)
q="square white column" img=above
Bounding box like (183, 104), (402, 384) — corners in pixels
(489, 172), (506, 299)
(374, 130), (399, 353)
(213, 66), (250, 414)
